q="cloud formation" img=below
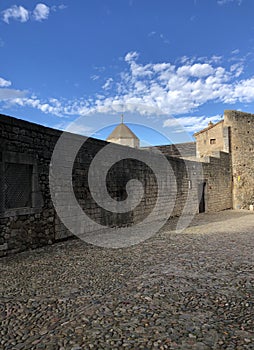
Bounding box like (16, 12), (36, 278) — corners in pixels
(163, 115), (222, 133)
(0, 77), (11, 87)
(102, 78), (113, 90)
(33, 4), (50, 21)
(84, 51), (250, 117)
(1, 3), (65, 24)
(2, 5), (29, 23)
(217, 0), (243, 5)
(0, 89), (27, 100)
(2, 51), (254, 133)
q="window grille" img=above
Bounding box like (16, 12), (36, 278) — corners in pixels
(0, 173), (4, 212)
(4, 162), (33, 209)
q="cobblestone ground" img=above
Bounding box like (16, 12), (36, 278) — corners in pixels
(1, 210), (254, 350)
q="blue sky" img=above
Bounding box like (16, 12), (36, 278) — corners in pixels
(1, 0), (254, 145)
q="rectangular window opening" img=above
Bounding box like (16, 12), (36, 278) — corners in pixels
(210, 138), (216, 145)
(4, 162), (33, 209)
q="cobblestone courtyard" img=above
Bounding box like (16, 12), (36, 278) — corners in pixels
(1, 210), (254, 350)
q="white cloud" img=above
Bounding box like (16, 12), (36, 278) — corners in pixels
(51, 4), (67, 11)
(163, 115), (222, 132)
(1, 3), (63, 24)
(230, 63), (244, 77)
(10, 96), (64, 116)
(125, 51), (139, 62)
(177, 63), (214, 78)
(2, 5), (29, 24)
(91, 75), (100, 81)
(33, 3), (50, 21)
(217, 0), (243, 5)
(148, 31), (169, 44)
(224, 77), (254, 103)
(102, 78), (113, 90)
(58, 4), (68, 10)
(4, 51), (254, 134)
(148, 31), (156, 37)
(0, 77), (11, 87)
(90, 51), (251, 117)
(0, 89), (27, 100)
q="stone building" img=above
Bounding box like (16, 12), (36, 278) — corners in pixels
(106, 120), (140, 148)
(194, 110), (254, 210)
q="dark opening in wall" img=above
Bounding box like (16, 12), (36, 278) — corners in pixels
(0, 151), (43, 217)
(4, 163), (33, 209)
(210, 139), (216, 145)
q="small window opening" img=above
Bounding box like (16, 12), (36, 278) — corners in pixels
(210, 139), (216, 145)
(4, 163), (33, 209)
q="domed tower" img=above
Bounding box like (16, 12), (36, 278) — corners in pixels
(106, 115), (140, 148)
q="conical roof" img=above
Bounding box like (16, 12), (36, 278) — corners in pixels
(106, 123), (139, 140)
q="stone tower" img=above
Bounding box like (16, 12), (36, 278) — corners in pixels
(194, 110), (254, 209)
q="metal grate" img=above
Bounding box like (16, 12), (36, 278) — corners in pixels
(4, 162), (33, 209)
(0, 167), (4, 212)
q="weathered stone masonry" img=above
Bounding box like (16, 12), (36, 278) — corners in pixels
(0, 114), (232, 256)
(195, 110), (254, 209)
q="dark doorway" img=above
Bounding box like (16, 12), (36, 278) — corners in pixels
(198, 182), (206, 213)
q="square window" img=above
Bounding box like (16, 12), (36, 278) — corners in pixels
(210, 139), (216, 145)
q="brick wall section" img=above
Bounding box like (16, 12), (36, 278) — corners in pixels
(224, 110), (254, 209)
(0, 114), (232, 256)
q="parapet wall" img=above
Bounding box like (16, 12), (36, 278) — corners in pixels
(0, 114), (232, 256)
(143, 142), (196, 157)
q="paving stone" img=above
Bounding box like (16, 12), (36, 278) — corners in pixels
(1, 211), (254, 349)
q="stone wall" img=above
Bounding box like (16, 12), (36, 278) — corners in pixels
(0, 114), (60, 256)
(143, 142), (196, 158)
(0, 114), (232, 256)
(224, 110), (254, 209)
(202, 152), (232, 212)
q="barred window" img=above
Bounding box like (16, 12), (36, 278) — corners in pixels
(4, 163), (33, 209)
(0, 152), (43, 217)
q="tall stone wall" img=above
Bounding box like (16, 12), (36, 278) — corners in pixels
(202, 152), (232, 212)
(0, 114), (232, 256)
(224, 110), (254, 209)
